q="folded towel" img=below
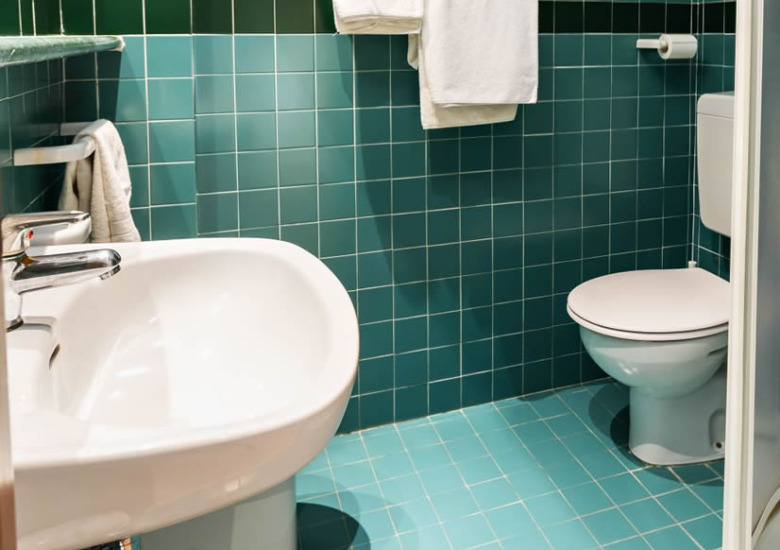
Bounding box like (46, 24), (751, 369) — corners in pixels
(59, 120), (141, 243)
(333, 0), (423, 34)
(420, 0), (538, 106)
(409, 36), (519, 130)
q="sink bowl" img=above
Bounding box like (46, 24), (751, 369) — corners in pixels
(7, 238), (359, 550)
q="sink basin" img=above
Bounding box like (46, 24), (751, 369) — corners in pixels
(7, 238), (359, 550)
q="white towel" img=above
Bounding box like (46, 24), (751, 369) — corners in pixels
(421, 0), (538, 106)
(59, 120), (141, 243)
(409, 36), (519, 130)
(333, 0), (423, 34)
(408, 0), (538, 130)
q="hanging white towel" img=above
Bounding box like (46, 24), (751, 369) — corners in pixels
(59, 120), (141, 243)
(409, 36), (519, 130)
(420, 0), (538, 106)
(333, 0), (423, 34)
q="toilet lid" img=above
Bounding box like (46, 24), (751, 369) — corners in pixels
(568, 268), (730, 335)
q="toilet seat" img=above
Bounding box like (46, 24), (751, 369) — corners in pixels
(567, 267), (730, 342)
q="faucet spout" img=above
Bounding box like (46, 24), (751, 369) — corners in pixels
(11, 249), (122, 294)
(1, 212), (123, 331)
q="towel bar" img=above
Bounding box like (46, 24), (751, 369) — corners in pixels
(12, 121), (104, 167)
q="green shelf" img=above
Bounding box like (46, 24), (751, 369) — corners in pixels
(0, 35), (124, 67)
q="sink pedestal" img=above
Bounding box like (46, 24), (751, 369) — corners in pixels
(139, 478), (296, 550)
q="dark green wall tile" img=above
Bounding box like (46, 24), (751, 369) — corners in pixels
(276, 0), (314, 33)
(192, 0), (232, 33)
(62, 0), (94, 34)
(146, 0), (191, 34)
(234, 0), (274, 33)
(19, 0), (33, 34)
(0, 0), (20, 35)
(315, 0), (336, 33)
(96, 0), (143, 34)
(33, 0), (59, 34)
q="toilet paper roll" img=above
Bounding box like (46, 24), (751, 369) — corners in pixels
(658, 34), (698, 60)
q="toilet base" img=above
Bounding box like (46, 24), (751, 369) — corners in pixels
(629, 366), (727, 466)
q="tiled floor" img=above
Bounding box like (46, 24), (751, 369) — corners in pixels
(295, 380), (724, 550)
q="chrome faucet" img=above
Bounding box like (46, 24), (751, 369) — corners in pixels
(2, 212), (122, 331)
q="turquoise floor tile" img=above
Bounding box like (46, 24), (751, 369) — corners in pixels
(561, 432), (608, 457)
(293, 383), (722, 549)
(456, 456), (502, 485)
(443, 513), (495, 550)
(690, 481), (725, 512)
(525, 492), (577, 527)
(479, 429), (528, 459)
(582, 509), (638, 546)
(600, 473), (651, 505)
(372, 452), (415, 481)
(326, 434), (368, 465)
(496, 400), (541, 426)
(463, 405), (510, 433)
(527, 393), (570, 418)
(296, 472), (336, 500)
(445, 435), (489, 462)
(671, 464), (720, 485)
(491, 448), (539, 475)
(578, 450), (629, 480)
(399, 424), (440, 449)
(399, 524), (450, 549)
(418, 463), (465, 495)
(354, 509), (396, 542)
(388, 498), (438, 534)
(633, 467), (689, 496)
(543, 518), (598, 550)
(544, 457), (592, 489)
(682, 514), (723, 550)
(379, 474), (426, 504)
(507, 469), (557, 499)
(526, 439), (574, 466)
(656, 489), (711, 522)
(501, 530), (552, 549)
(333, 462), (377, 489)
(643, 526), (700, 549)
(620, 498), (675, 533)
(429, 487), (479, 521)
(470, 478), (519, 511)
(604, 536), (652, 549)
(338, 483), (387, 516)
(485, 503), (537, 540)
(297, 494), (343, 529)
(513, 420), (557, 444)
(362, 427), (404, 457)
(408, 444), (452, 471)
(546, 414), (589, 438)
(434, 415), (478, 441)
(561, 482), (613, 516)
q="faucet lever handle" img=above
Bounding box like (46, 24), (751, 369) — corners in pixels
(2, 211), (91, 258)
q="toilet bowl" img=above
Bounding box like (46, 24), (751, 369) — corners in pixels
(568, 267), (730, 465)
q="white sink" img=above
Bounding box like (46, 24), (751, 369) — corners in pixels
(7, 238), (359, 550)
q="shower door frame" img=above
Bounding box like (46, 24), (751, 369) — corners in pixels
(722, 0), (780, 544)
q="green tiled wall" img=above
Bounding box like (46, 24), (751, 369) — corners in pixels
(0, 61), (64, 215)
(693, 2), (735, 279)
(0, 0), (737, 432)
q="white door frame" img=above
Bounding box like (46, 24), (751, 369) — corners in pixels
(722, 0), (772, 544)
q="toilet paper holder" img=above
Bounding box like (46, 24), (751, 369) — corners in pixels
(636, 34), (698, 60)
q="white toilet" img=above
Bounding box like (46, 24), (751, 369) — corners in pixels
(567, 92), (735, 466)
